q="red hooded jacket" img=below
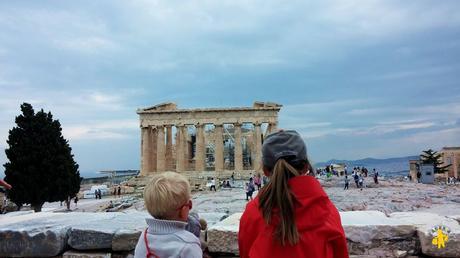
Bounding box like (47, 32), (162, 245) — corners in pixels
(238, 175), (349, 258)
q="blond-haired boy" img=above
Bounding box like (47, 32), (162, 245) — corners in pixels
(134, 172), (202, 258)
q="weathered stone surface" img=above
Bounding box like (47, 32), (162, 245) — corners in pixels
(207, 213), (240, 255)
(390, 212), (460, 257)
(341, 211), (418, 256)
(68, 211), (147, 250)
(206, 211), (443, 257)
(0, 212), (69, 257)
(0, 227), (69, 257)
(0, 211), (149, 256)
(69, 228), (114, 250)
(62, 250), (111, 258)
(112, 229), (141, 251)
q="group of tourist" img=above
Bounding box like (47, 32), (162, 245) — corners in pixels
(447, 177), (459, 185)
(94, 188), (103, 199)
(112, 185), (122, 197)
(134, 130), (349, 258)
(208, 171), (268, 202)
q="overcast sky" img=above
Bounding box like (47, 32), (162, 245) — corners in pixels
(1, 1), (459, 177)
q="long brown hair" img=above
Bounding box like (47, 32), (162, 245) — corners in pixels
(258, 158), (308, 246)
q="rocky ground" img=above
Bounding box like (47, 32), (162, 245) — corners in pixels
(1, 176), (459, 257)
(36, 176), (460, 224)
(322, 176), (460, 216)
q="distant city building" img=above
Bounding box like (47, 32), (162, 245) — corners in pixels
(81, 170), (139, 185)
(440, 147), (460, 178)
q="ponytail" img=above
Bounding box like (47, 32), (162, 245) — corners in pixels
(258, 158), (305, 246)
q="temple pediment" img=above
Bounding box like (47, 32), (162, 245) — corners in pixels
(141, 102), (177, 112)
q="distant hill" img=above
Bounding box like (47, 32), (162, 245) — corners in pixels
(315, 155), (419, 177)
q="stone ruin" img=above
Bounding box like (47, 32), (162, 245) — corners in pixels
(137, 101), (282, 187)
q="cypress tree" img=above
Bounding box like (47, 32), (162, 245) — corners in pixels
(3, 103), (81, 212)
(420, 149), (451, 174)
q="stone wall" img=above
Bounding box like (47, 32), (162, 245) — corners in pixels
(0, 210), (459, 257)
(207, 211), (460, 258)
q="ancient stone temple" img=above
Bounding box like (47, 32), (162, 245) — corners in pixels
(137, 102), (281, 177)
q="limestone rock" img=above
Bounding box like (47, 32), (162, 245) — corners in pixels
(390, 212), (460, 257)
(207, 213), (240, 255)
(68, 211), (147, 250)
(68, 227), (114, 250)
(62, 250), (111, 258)
(342, 211), (417, 256)
(0, 227), (69, 257)
(0, 212), (69, 257)
(0, 211), (150, 256)
(112, 229), (142, 251)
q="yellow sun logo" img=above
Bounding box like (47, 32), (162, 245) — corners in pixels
(431, 225), (450, 249)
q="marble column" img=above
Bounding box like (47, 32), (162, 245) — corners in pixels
(150, 127), (158, 173)
(254, 123), (262, 172)
(195, 124), (206, 171)
(141, 127), (151, 176)
(214, 124), (224, 172)
(270, 122), (278, 133)
(176, 125), (186, 172)
(234, 123), (243, 171)
(165, 125), (173, 171)
(156, 125), (166, 172)
(182, 126), (189, 171)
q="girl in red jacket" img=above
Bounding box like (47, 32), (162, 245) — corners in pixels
(238, 130), (349, 258)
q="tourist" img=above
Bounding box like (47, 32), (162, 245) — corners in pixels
(254, 173), (262, 190)
(65, 196), (71, 211)
(231, 172), (235, 183)
(262, 175), (269, 186)
(246, 178), (256, 201)
(94, 189), (99, 199)
(373, 169), (379, 184)
(354, 172), (359, 188)
(344, 175), (349, 190)
(117, 186), (121, 197)
(134, 172), (201, 258)
(238, 130), (348, 258)
(74, 196), (79, 207)
(358, 175), (364, 190)
(186, 211), (202, 238)
(417, 171), (422, 183)
(210, 178), (216, 191)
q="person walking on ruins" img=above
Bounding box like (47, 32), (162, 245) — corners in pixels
(344, 175), (349, 190)
(373, 169), (379, 184)
(358, 175), (364, 190)
(117, 186), (121, 197)
(210, 178), (216, 191)
(246, 178), (255, 201)
(254, 174), (262, 190)
(353, 172), (359, 188)
(238, 130), (348, 258)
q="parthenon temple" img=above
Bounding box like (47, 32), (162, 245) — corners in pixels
(137, 102), (282, 177)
